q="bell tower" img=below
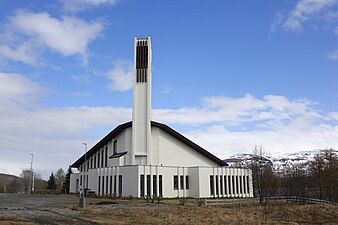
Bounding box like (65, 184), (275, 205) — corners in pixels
(131, 37), (152, 165)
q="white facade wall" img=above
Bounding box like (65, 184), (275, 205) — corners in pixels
(70, 165), (253, 198)
(157, 128), (220, 167)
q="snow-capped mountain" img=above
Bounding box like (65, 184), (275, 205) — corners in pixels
(224, 149), (338, 173)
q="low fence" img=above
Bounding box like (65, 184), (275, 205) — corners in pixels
(266, 196), (337, 205)
(199, 196), (337, 207)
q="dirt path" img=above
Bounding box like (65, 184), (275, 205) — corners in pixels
(0, 194), (94, 225)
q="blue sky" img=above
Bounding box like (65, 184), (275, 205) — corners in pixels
(0, 0), (338, 178)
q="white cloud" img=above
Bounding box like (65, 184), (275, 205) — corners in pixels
(106, 59), (133, 92)
(153, 94), (319, 125)
(283, 0), (337, 32)
(327, 49), (338, 60)
(61, 0), (120, 12)
(1, 73), (338, 177)
(0, 11), (104, 65)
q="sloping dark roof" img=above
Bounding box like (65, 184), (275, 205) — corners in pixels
(70, 121), (227, 167)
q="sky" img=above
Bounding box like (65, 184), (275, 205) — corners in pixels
(0, 0), (338, 179)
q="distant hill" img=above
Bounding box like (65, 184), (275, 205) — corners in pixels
(0, 173), (21, 186)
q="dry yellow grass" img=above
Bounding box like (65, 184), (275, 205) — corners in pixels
(77, 203), (338, 225)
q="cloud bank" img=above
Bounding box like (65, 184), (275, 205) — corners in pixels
(1, 73), (337, 178)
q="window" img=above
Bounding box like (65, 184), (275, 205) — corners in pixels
(90, 158), (93, 169)
(247, 176), (250, 194)
(224, 176), (228, 195)
(110, 176), (113, 195)
(102, 176), (105, 194)
(98, 176), (101, 195)
(87, 161), (89, 171)
(180, 175), (184, 190)
(80, 175), (82, 186)
(173, 175), (178, 190)
(220, 176), (223, 195)
(239, 176), (243, 194)
(216, 175), (219, 196)
(153, 175), (157, 196)
(210, 175), (214, 196)
(114, 175), (117, 195)
(118, 175), (122, 196)
(232, 175), (235, 195)
(146, 175), (151, 197)
(94, 155), (96, 168)
(101, 150), (104, 168)
(106, 176), (108, 194)
(185, 176), (189, 189)
(228, 176), (232, 195)
(97, 153), (100, 168)
(140, 175), (145, 197)
(236, 176), (239, 194)
(159, 175), (163, 196)
(113, 140), (117, 155)
(105, 147), (108, 167)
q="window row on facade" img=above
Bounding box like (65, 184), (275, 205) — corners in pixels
(80, 140), (118, 172)
(97, 175), (123, 196)
(140, 174), (163, 198)
(210, 175), (250, 197)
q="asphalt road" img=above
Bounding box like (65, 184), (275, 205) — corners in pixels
(0, 193), (95, 225)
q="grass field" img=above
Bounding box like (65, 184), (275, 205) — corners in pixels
(75, 201), (338, 225)
(0, 194), (337, 224)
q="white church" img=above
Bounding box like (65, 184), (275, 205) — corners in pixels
(69, 37), (253, 198)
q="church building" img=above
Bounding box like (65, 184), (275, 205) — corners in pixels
(69, 37), (253, 198)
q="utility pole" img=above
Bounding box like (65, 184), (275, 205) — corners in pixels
(79, 142), (87, 208)
(30, 153), (34, 193)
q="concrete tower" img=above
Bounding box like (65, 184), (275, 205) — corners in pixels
(132, 37), (152, 165)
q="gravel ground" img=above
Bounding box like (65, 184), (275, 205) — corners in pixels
(0, 193), (95, 225)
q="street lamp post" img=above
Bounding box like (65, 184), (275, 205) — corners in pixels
(80, 142), (87, 208)
(30, 154), (34, 193)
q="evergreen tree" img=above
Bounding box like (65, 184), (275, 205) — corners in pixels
(47, 173), (57, 191)
(62, 167), (72, 194)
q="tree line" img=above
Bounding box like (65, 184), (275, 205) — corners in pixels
(0, 167), (72, 194)
(251, 147), (338, 203)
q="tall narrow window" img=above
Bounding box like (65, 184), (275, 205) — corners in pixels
(101, 150), (104, 168)
(113, 140), (117, 155)
(232, 175), (235, 195)
(236, 176), (239, 195)
(140, 175), (145, 197)
(224, 176), (228, 195)
(97, 153), (100, 168)
(87, 161), (89, 171)
(159, 175), (163, 196)
(102, 176), (105, 195)
(173, 175), (178, 190)
(90, 158), (93, 169)
(106, 176), (108, 194)
(239, 176), (243, 194)
(118, 175), (122, 196)
(153, 175), (157, 196)
(228, 176), (232, 195)
(216, 175), (219, 196)
(105, 147), (108, 167)
(247, 176), (250, 194)
(98, 176), (100, 195)
(220, 176), (223, 195)
(180, 175), (184, 190)
(146, 175), (151, 197)
(110, 176), (113, 195)
(210, 175), (214, 196)
(114, 175), (117, 195)
(94, 155), (96, 168)
(80, 175), (82, 186)
(185, 176), (189, 189)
